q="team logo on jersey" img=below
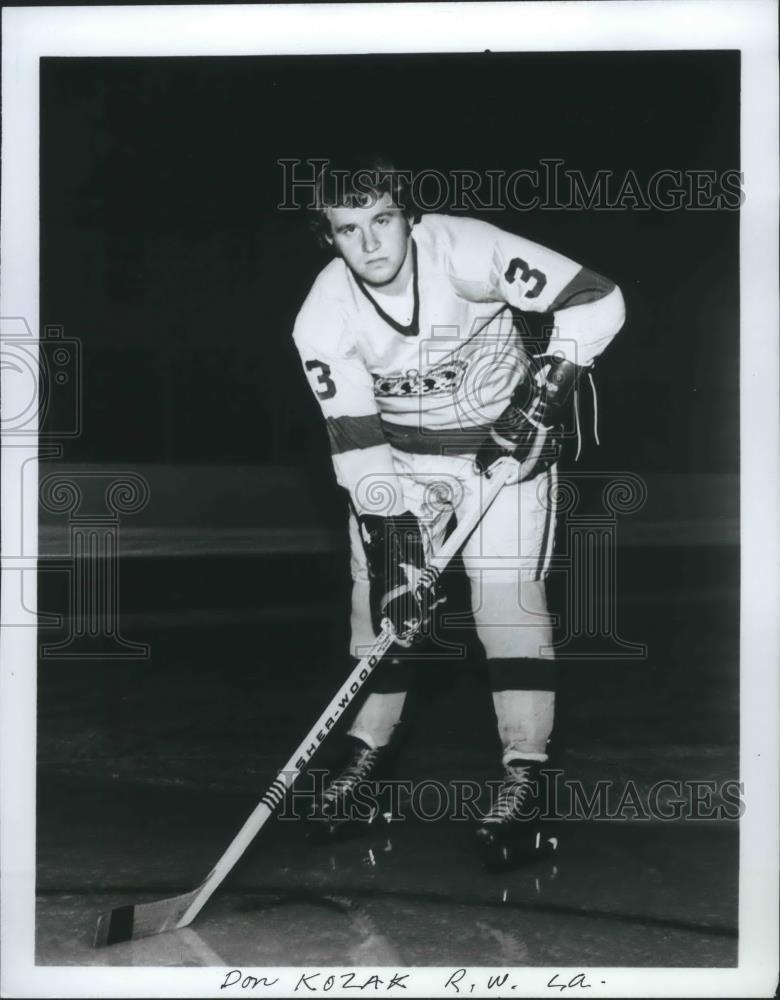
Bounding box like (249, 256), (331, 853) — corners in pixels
(372, 360), (467, 397)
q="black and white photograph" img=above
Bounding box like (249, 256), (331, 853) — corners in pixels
(1, 3), (778, 997)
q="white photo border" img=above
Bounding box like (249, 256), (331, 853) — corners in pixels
(1, 2), (778, 997)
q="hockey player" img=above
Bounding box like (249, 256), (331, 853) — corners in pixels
(292, 158), (625, 867)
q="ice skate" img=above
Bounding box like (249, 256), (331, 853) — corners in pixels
(307, 738), (392, 844)
(476, 761), (559, 871)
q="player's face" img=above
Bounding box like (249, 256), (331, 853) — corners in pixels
(326, 193), (413, 288)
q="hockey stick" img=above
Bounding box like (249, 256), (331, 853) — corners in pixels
(93, 458), (518, 947)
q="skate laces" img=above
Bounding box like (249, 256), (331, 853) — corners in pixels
(322, 746), (380, 804)
(485, 765), (535, 823)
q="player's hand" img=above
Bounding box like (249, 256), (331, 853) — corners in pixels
(358, 511), (445, 645)
(474, 355), (585, 481)
(379, 563), (444, 646)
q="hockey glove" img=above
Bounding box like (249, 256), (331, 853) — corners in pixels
(475, 355), (586, 482)
(358, 510), (444, 646)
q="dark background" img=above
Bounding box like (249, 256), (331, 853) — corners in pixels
(40, 51), (739, 479)
(35, 55), (741, 965)
(36, 50), (740, 814)
(32, 48), (744, 970)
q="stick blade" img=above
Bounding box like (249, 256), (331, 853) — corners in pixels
(93, 904), (135, 947)
(93, 889), (199, 948)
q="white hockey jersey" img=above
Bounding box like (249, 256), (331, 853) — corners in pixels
(293, 213), (625, 514)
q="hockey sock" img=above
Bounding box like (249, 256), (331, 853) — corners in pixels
(348, 657), (411, 749)
(488, 657), (556, 762)
(368, 656), (413, 694)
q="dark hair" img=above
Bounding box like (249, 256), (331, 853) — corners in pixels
(310, 155), (419, 247)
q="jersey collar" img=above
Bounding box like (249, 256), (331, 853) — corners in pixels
(353, 239), (420, 337)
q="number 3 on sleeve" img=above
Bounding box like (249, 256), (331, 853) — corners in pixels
(504, 257), (547, 299)
(305, 359), (337, 400)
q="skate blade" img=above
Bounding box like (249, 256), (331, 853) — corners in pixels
(479, 828), (559, 872)
(306, 809), (391, 846)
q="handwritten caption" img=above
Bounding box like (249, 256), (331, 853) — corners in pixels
(445, 969), (604, 992)
(218, 967), (607, 994)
